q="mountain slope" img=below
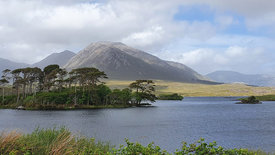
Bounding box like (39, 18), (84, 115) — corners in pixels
(0, 58), (28, 73)
(32, 50), (75, 69)
(64, 41), (215, 84)
(206, 70), (275, 86)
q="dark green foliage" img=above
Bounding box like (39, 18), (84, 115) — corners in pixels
(0, 95), (17, 105)
(241, 96), (261, 104)
(158, 93), (184, 100)
(43, 64), (60, 75)
(108, 88), (132, 105)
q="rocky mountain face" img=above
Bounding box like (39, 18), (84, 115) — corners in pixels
(64, 42), (215, 84)
(206, 70), (275, 86)
(32, 50), (76, 69)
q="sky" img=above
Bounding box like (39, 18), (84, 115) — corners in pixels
(0, 0), (275, 75)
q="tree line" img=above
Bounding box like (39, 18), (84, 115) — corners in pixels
(0, 64), (156, 109)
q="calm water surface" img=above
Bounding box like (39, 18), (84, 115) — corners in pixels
(1, 97), (275, 152)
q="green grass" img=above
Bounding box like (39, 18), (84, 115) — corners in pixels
(239, 95), (275, 101)
(0, 127), (272, 155)
(106, 80), (275, 97)
(252, 95), (275, 101)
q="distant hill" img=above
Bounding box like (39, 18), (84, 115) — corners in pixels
(206, 71), (275, 86)
(32, 50), (76, 69)
(0, 58), (28, 74)
(64, 41), (215, 84)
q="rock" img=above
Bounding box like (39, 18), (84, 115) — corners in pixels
(17, 106), (25, 110)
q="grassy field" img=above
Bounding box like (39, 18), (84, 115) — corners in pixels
(106, 80), (275, 97)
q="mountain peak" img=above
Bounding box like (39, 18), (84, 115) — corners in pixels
(64, 42), (214, 84)
(32, 50), (76, 69)
(86, 41), (126, 50)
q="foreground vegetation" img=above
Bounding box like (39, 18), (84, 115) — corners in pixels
(0, 128), (270, 155)
(0, 65), (157, 110)
(106, 80), (275, 97)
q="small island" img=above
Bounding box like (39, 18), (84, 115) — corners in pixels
(236, 96), (262, 104)
(158, 93), (184, 100)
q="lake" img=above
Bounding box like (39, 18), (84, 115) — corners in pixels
(0, 97), (275, 152)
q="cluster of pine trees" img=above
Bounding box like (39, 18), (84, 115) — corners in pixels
(0, 65), (157, 109)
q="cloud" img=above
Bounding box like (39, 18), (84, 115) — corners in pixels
(170, 46), (271, 74)
(0, 0), (218, 63)
(0, 0), (275, 75)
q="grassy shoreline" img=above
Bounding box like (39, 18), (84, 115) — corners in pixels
(0, 127), (271, 155)
(0, 104), (135, 110)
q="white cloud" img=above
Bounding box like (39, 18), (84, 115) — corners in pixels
(0, 0), (275, 75)
(170, 46), (270, 74)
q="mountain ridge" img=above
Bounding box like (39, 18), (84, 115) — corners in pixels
(32, 50), (76, 69)
(64, 41), (216, 84)
(206, 70), (275, 86)
(0, 58), (29, 75)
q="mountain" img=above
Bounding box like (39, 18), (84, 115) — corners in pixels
(32, 50), (76, 69)
(206, 71), (275, 86)
(64, 41), (215, 84)
(0, 58), (29, 74)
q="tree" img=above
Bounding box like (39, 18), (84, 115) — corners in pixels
(0, 69), (11, 103)
(69, 67), (108, 105)
(27, 67), (43, 94)
(70, 67), (107, 88)
(129, 80), (157, 105)
(11, 69), (23, 104)
(43, 65), (60, 91)
(56, 69), (67, 91)
(108, 88), (132, 105)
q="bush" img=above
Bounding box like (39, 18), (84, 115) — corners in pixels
(114, 139), (168, 155)
(0, 95), (17, 105)
(174, 138), (256, 155)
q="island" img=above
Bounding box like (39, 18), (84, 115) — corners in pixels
(0, 65), (158, 110)
(158, 93), (184, 100)
(236, 96), (262, 104)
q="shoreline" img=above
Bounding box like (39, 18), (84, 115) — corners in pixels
(0, 103), (154, 111)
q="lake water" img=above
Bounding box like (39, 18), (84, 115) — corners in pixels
(1, 97), (275, 152)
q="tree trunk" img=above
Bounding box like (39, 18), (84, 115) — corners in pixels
(29, 82), (33, 94)
(74, 83), (77, 105)
(23, 84), (26, 98)
(2, 88), (4, 103)
(16, 87), (19, 104)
